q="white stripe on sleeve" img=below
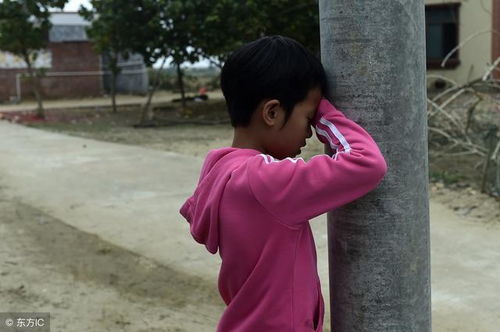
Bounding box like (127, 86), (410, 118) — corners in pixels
(319, 117), (351, 153)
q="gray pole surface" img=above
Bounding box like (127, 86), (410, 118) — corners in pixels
(318, 1), (431, 331)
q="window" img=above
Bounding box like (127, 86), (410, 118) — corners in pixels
(425, 3), (461, 69)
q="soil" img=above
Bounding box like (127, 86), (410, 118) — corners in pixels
(0, 97), (498, 331)
(0, 191), (224, 331)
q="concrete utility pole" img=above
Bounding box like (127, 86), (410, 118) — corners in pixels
(318, 1), (431, 331)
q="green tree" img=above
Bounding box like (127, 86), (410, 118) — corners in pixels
(196, 0), (264, 68)
(165, 0), (205, 111)
(0, 0), (67, 118)
(79, 0), (133, 113)
(101, 0), (204, 124)
(198, 0), (320, 67)
(264, 0), (320, 56)
(134, 0), (206, 123)
(123, 0), (167, 125)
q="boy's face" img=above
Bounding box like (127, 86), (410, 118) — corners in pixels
(264, 87), (322, 159)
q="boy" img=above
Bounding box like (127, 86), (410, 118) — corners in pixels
(179, 35), (387, 331)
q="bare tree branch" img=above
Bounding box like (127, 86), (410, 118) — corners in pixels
(441, 29), (500, 67)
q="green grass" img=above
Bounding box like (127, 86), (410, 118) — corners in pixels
(429, 169), (467, 185)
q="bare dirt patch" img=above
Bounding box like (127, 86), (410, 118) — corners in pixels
(0, 191), (224, 331)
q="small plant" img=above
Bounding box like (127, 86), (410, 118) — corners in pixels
(429, 170), (465, 185)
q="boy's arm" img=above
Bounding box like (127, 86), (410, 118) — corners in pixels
(245, 98), (388, 227)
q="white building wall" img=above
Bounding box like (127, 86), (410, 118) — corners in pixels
(425, 0), (493, 85)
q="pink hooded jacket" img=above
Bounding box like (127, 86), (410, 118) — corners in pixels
(179, 99), (388, 331)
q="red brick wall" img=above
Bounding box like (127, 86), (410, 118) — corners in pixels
(0, 41), (103, 102)
(493, 0), (500, 80)
(50, 41), (100, 72)
(0, 69), (23, 102)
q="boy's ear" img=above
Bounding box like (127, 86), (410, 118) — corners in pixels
(261, 99), (282, 126)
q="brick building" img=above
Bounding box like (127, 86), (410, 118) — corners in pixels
(0, 12), (148, 103)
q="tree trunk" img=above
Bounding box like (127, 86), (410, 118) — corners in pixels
(139, 56), (168, 125)
(23, 53), (44, 118)
(110, 70), (117, 113)
(319, 1), (431, 331)
(176, 62), (186, 111)
(109, 53), (119, 113)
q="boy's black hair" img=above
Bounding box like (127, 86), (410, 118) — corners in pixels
(220, 35), (330, 128)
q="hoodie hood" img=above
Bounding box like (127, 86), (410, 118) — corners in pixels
(179, 147), (260, 254)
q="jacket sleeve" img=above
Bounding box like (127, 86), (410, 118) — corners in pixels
(245, 98), (388, 227)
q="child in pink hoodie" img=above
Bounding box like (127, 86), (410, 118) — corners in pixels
(179, 35), (387, 331)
